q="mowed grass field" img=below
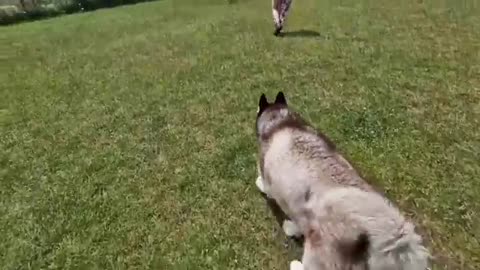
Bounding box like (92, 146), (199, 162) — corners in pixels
(1, 0), (479, 269)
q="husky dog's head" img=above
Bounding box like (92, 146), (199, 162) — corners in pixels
(256, 92), (307, 141)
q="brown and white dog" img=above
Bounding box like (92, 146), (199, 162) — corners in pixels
(272, 0), (293, 36)
(255, 92), (430, 270)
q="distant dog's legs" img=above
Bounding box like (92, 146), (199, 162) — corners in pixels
(272, 0), (281, 33)
(272, 0), (293, 36)
(279, 0), (293, 27)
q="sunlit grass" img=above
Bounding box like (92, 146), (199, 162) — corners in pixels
(1, 0), (479, 269)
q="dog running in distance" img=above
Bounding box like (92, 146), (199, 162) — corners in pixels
(255, 92), (430, 270)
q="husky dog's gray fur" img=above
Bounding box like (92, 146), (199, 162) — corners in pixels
(255, 92), (429, 270)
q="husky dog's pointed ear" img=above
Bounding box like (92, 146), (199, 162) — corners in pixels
(274, 91), (287, 105)
(258, 93), (269, 114)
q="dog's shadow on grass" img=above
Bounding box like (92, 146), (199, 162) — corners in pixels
(281, 29), (321, 38)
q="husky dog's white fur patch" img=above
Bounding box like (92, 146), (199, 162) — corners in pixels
(255, 176), (266, 193)
(290, 260), (303, 270)
(282, 220), (301, 237)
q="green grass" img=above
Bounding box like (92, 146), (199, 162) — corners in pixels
(1, 0), (479, 269)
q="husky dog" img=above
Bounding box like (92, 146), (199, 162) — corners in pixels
(255, 92), (429, 270)
(255, 91), (375, 237)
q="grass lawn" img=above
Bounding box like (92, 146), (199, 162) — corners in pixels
(1, 0), (479, 269)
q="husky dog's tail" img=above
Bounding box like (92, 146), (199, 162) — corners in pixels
(369, 221), (430, 270)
